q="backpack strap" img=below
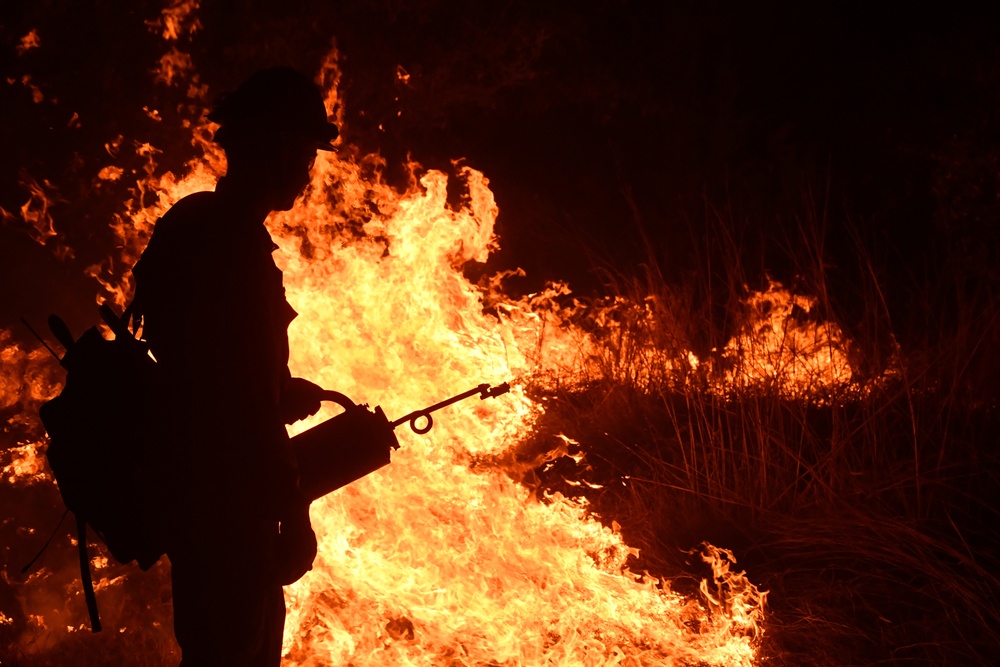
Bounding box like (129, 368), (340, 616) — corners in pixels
(75, 514), (103, 632)
(20, 508), (69, 574)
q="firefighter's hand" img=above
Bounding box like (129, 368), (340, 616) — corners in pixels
(280, 377), (324, 424)
(276, 502), (317, 586)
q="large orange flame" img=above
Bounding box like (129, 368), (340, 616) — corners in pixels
(269, 153), (763, 663)
(0, 42), (773, 665)
(269, 53), (766, 664)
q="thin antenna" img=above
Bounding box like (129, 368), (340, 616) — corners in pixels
(19, 316), (62, 361)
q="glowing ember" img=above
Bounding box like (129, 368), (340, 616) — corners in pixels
(1, 328), (62, 428)
(1, 442), (49, 485)
(146, 0), (202, 42)
(16, 28), (41, 56)
(9, 174), (62, 248)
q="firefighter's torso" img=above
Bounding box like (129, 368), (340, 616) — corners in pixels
(132, 188), (298, 514)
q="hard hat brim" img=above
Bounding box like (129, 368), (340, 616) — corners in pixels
(314, 121), (339, 151)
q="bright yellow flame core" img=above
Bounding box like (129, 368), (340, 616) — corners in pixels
(256, 142), (762, 663)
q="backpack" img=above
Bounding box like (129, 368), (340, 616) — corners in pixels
(35, 305), (168, 632)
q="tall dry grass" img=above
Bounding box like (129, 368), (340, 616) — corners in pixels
(516, 203), (1000, 665)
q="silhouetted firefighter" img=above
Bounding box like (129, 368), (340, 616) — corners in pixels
(129, 67), (335, 666)
(31, 67), (512, 665)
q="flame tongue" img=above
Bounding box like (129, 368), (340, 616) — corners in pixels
(265, 150), (760, 663)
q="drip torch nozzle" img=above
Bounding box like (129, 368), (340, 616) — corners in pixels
(479, 382), (510, 399)
(390, 382), (512, 434)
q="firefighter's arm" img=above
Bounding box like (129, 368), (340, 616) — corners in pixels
(279, 374), (324, 424)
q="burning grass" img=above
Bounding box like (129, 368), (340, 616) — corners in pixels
(3, 26), (998, 665)
(7, 190), (996, 664)
(513, 225), (1000, 665)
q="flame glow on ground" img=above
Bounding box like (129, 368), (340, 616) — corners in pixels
(0, 46), (827, 666)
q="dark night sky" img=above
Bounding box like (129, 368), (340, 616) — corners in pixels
(2, 0), (999, 340)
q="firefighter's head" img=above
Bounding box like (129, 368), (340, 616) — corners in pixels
(209, 67), (339, 211)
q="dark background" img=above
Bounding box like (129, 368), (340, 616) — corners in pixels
(4, 4), (1000, 663)
(2, 0), (999, 342)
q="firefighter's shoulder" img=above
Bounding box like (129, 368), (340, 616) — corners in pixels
(156, 191), (217, 231)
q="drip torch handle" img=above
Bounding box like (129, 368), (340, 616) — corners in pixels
(389, 382), (511, 435)
(318, 389), (358, 411)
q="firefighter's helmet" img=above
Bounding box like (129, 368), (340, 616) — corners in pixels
(208, 67), (339, 151)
